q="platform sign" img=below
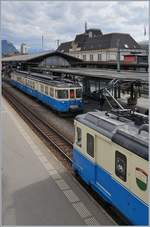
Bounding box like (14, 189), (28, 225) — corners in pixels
(136, 167), (148, 191)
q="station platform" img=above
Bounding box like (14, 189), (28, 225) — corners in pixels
(1, 98), (116, 225)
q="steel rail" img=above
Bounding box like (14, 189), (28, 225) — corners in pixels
(2, 87), (73, 163)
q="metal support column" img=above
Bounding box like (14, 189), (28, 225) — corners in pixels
(118, 86), (121, 98)
(83, 78), (91, 97)
(114, 87), (117, 99)
(99, 80), (101, 91)
(117, 39), (120, 72)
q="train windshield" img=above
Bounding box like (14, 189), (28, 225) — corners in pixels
(76, 89), (82, 98)
(56, 89), (68, 99)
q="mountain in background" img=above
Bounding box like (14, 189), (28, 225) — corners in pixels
(28, 48), (55, 54)
(2, 40), (19, 57)
(28, 48), (45, 54)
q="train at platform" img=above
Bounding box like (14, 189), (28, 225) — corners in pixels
(10, 70), (83, 113)
(9, 70), (148, 225)
(72, 110), (148, 225)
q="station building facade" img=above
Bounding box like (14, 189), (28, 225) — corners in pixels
(57, 28), (147, 63)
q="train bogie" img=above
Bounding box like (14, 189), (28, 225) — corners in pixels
(73, 111), (148, 225)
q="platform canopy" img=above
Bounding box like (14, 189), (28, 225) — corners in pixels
(40, 67), (148, 82)
(2, 50), (82, 67)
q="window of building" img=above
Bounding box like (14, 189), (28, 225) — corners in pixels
(124, 44), (129, 48)
(115, 151), (127, 182)
(50, 87), (54, 97)
(98, 54), (101, 61)
(90, 54), (93, 61)
(83, 55), (86, 61)
(55, 89), (68, 99)
(87, 133), (94, 158)
(76, 89), (82, 98)
(89, 31), (93, 38)
(76, 127), (82, 147)
(45, 85), (48, 95)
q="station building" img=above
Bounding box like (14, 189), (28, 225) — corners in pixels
(57, 28), (147, 63)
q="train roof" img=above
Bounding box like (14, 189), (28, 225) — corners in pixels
(14, 70), (82, 88)
(75, 111), (149, 160)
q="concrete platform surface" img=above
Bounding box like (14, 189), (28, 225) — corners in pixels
(1, 98), (116, 225)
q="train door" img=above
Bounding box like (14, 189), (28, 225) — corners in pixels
(85, 132), (96, 185)
(70, 89), (75, 99)
(69, 88), (79, 110)
(112, 147), (132, 222)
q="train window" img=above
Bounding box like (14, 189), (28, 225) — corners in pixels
(45, 85), (48, 95)
(29, 80), (31, 87)
(27, 80), (29, 86)
(55, 90), (68, 99)
(87, 133), (94, 158)
(50, 87), (54, 97)
(115, 151), (127, 182)
(76, 89), (82, 98)
(76, 127), (82, 147)
(32, 81), (35, 89)
(40, 84), (44, 93)
(31, 81), (33, 87)
(70, 89), (75, 99)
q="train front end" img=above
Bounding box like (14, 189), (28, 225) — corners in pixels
(55, 86), (83, 113)
(68, 88), (83, 113)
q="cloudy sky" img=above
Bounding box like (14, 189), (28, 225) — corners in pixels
(1, 1), (149, 51)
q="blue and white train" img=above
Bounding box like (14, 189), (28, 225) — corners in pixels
(10, 70), (83, 113)
(73, 111), (148, 225)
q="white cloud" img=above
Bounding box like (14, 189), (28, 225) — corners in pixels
(1, 1), (149, 51)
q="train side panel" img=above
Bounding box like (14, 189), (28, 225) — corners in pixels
(10, 79), (37, 98)
(10, 73), (83, 113)
(73, 120), (148, 225)
(36, 91), (70, 112)
(111, 143), (148, 225)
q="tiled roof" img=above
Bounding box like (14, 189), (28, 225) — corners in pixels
(100, 33), (141, 50)
(57, 30), (141, 52)
(57, 41), (73, 52)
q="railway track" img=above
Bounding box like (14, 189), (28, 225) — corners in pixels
(2, 83), (129, 225)
(2, 86), (73, 163)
